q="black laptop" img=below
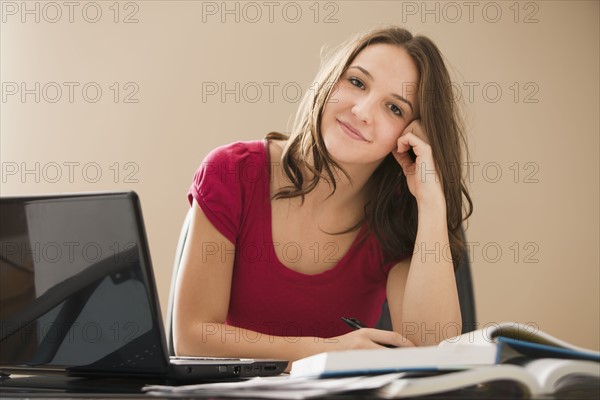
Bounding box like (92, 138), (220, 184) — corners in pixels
(0, 191), (288, 381)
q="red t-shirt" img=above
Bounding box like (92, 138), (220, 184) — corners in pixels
(188, 140), (397, 338)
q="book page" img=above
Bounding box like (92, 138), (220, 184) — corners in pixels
(377, 365), (539, 398)
(441, 321), (600, 357)
(144, 373), (405, 399)
(523, 358), (600, 393)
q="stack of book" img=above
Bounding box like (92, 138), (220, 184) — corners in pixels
(144, 323), (599, 399)
(290, 322), (600, 398)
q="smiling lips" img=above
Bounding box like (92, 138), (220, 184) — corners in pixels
(337, 119), (370, 142)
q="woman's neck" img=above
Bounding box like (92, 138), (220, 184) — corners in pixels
(307, 161), (376, 209)
(273, 137), (382, 229)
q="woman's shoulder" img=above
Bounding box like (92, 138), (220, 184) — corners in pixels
(202, 137), (289, 174)
(203, 140), (267, 164)
(195, 139), (276, 191)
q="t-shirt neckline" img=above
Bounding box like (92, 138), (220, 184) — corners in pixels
(262, 139), (366, 284)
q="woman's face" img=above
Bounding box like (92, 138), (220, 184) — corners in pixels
(321, 43), (420, 169)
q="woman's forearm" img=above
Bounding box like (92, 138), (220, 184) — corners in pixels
(401, 201), (462, 346)
(175, 322), (331, 368)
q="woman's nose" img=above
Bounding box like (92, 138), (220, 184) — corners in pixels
(351, 95), (375, 124)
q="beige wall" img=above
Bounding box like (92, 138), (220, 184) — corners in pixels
(1, 1), (598, 350)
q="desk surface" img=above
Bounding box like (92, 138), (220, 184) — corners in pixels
(2, 373), (600, 399)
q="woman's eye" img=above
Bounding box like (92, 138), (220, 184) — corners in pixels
(349, 77), (365, 89)
(389, 103), (403, 117)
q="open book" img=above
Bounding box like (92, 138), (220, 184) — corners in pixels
(290, 322), (600, 378)
(440, 322), (600, 363)
(377, 358), (600, 398)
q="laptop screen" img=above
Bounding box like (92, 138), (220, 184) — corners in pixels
(0, 192), (169, 376)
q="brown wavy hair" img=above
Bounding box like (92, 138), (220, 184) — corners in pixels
(266, 26), (473, 268)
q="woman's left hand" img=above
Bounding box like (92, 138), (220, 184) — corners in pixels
(392, 120), (445, 207)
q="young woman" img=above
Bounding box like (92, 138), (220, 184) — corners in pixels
(173, 25), (472, 364)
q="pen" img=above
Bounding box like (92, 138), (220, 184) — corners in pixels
(341, 316), (367, 330)
(341, 317), (397, 348)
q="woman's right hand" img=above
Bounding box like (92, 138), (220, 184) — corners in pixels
(328, 328), (415, 350)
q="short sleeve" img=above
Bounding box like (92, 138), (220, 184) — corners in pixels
(187, 143), (246, 244)
(362, 231), (408, 280)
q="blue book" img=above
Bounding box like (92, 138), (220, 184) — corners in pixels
(440, 322), (600, 363)
(290, 344), (499, 378)
(290, 322), (599, 378)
